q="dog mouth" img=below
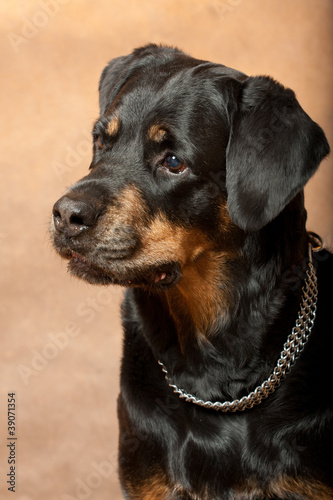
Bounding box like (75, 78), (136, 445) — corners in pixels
(64, 250), (181, 289)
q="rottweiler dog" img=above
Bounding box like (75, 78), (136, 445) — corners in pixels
(51, 44), (333, 499)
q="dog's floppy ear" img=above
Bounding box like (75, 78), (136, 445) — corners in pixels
(226, 76), (330, 231)
(98, 44), (185, 115)
(98, 47), (156, 114)
(98, 54), (137, 115)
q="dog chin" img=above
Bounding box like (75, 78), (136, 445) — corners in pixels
(67, 256), (114, 286)
(67, 253), (181, 289)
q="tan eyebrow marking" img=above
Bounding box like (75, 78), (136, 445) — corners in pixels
(147, 124), (168, 143)
(107, 115), (120, 137)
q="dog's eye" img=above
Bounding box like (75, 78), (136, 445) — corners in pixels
(96, 135), (104, 149)
(162, 155), (187, 174)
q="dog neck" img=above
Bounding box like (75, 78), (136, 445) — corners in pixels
(164, 218), (308, 350)
(163, 250), (233, 350)
(128, 198), (309, 398)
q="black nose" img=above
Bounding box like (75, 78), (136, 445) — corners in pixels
(52, 195), (99, 237)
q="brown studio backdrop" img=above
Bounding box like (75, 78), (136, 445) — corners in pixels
(0, 1), (332, 499)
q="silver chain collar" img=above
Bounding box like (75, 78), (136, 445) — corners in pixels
(158, 238), (321, 412)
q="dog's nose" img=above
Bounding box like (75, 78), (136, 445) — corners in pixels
(52, 195), (99, 237)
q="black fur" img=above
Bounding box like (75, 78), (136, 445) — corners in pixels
(52, 44), (332, 499)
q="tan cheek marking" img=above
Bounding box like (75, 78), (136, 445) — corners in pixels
(99, 201), (209, 267)
(147, 124), (168, 142)
(117, 186), (148, 224)
(166, 251), (233, 338)
(140, 212), (236, 335)
(96, 186), (149, 240)
(140, 214), (184, 261)
(107, 115), (120, 136)
(139, 212), (212, 266)
(97, 199), (235, 335)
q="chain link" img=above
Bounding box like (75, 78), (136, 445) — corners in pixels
(158, 259), (318, 412)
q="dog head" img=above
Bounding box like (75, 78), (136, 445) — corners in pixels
(51, 44), (329, 292)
